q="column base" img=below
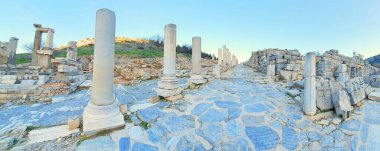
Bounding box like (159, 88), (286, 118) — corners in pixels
(158, 75), (179, 90)
(189, 74), (207, 84)
(303, 109), (316, 116)
(156, 87), (182, 97)
(83, 101), (125, 133)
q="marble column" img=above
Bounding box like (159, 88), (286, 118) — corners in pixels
(83, 9), (124, 133)
(218, 49), (222, 65)
(304, 52), (316, 116)
(190, 37), (206, 84)
(223, 45), (227, 65)
(32, 27), (42, 66)
(156, 24), (182, 97)
(66, 41), (78, 61)
(226, 50), (230, 66)
(45, 29), (54, 49)
(7, 37), (18, 66)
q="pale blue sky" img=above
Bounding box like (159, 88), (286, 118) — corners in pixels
(0, 0), (379, 61)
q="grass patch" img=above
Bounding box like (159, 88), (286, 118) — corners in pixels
(77, 134), (91, 146)
(139, 121), (149, 130)
(116, 49), (163, 58)
(16, 58), (32, 64)
(15, 42), (192, 64)
(26, 125), (36, 132)
(15, 53), (32, 64)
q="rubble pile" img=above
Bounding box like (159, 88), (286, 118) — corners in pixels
(245, 48), (304, 81)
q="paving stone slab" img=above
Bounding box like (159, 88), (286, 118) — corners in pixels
(191, 103), (212, 116)
(245, 126), (280, 150)
(77, 136), (116, 151)
(282, 126), (299, 150)
(131, 142), (159, 151)
(196, 123), (223, 145)
(198, 108), (227, 123)
(340, 119), (361, 135)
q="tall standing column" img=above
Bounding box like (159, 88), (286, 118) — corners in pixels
(157, 24), (182, 98)
(304, 52), (316, 116)
(83, 9), (124, 133)
(45, 29), (54, 49)
(190, 37), (206, 84)
(192, 37), (201, 75)
(163, 24), (176, 77)
(223, 45), (227, 65)
(218, 49), (222, 65)
(31, 29), (42, 66)
(7, 37), (18, 66)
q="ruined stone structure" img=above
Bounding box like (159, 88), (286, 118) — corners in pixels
(222, 45), (228, 65)
(218, 49), (222, 65)
(246, 48), (304, 81)
(82, 9), (124, 133)
(317, 50), (378, 80)
(156, 24), (182, 98)
(51, 41), (81, 80)
(245, 48), (379, 119)
(66, 41), (78, 61)
(0, 37), (18, 68)
(32, 24), (55, 71)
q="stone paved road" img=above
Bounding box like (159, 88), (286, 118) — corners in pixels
(3, 65), (380, 151)
(77, 65), (380, 151)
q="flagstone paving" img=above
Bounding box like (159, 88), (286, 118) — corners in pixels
(2, 65), (380, 150)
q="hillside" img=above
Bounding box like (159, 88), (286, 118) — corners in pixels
(366, 54), (380, 68)
(16, 41), (212, 64)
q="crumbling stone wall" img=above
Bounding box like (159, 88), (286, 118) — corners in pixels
(30, 82), (77, 102)
(317, 49), (378, 80)
(245, 48), (304, 81)
(315, 77), (372, 119)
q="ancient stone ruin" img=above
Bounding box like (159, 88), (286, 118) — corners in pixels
(0, 37), (18, 69)
(31, 24), (55, 71)
(246, 48), (380, 120)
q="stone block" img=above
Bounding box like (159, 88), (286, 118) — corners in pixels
(364, 85), (373, 97)
(266, 65), (275, 76)
(279, 70), (292, 81)
(286, 89), (301, 97)
(164, 94), (183, 102)
(20, 80), (37, 86)
(68, 117), (80, 130)
(316, 91), (334, 111)
(332, 90), (353, 119)
(276, 59), (287, 64)
(368, 91), (380, 101)
(156, 87), (182, 97)
(347, 87), (365, 105)
(0, 75), (18, 84)
(119, 104), (128, 114)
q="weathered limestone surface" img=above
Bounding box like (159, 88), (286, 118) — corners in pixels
(332, 90), (353, 119)
(32, 24), (55, 70)
(66, 41), (78, 61)
(190, 37), (206, 84)
(0, 37), (18, 66)
(82, 9), (124, 133)
(267, 65), (275, 76)
(156, 24), (182, 98)
(304, 52), (316, 115)
(218, 49), (222, 65)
